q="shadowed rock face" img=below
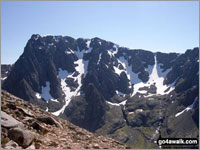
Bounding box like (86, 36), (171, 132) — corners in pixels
(2, 34), (199, 148)
(1, 64), (12, 84)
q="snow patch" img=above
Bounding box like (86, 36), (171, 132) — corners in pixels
(1, 77), (7, 80)
(86, 40), (91, 48)
(34, 35), (40, 40)
(116, 90), (125, 97)
(106, 101), (120, 106)
(52, 47), (89, 116)
(41, 34), (51, 37)
(138, 90), (147, 94)
(52, 69), (73, 116)
(65, 48), (74, 55)
(97, 53), (102, 65)
(175, 97), (198, 117)
(113, 66), (123, 76)
(107, 45), (119, 58)
(112, 44), (119, 55)
(120, 100), (127, 105)
(107, 50), (113, 58)
(106, 100), (127, 106)
(118, 56), (142, 86)
(35, 93), (41, 99)
(130, 55), (176, 96)
(50, 99), (59, 103)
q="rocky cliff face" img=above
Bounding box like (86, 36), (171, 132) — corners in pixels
(1, 90), (128, 149)
(1, 64), (12, 84)
(2, 34), (199, 148)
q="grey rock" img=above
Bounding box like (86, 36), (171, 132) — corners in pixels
(1, 111), (24, 129)
(8, 127), (36, 148)
(18, 107), (35, 118)
(31, 121), (48, 133)
(37, 116), (63, 128)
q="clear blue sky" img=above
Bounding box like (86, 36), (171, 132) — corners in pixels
(1, 1), (199, 64)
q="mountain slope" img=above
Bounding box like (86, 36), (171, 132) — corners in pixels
(1, 90), (128, 149)
(2, 34), (199, 148)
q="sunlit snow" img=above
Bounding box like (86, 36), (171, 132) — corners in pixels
(130, 56), (175, 96)
(118, 56), (143, 85)
(86, 40), (91, 48)
(65, 48), (74, 55)
(50, 99), (59, 103)
(107, 45), (119, 58)
(112, 44), (119, 55)
(106, 100), (127, 106)
(175, 96), (198, 117)
(113, 66), (124, 76)
(35, 93), (41, 99)
(97, 53), (102, 65)
(34, 35), (39, 40)
(116, 90), (125, 97)
(52, 46), (89, 116)
(1, 77), (7, 80)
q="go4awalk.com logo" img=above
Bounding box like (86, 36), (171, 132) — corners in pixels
(155, 137), (199, 149)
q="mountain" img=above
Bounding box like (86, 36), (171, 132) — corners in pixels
(1, 64), (12, 84)
(2, 34), (199, 148)
(1, 90), (128, 149)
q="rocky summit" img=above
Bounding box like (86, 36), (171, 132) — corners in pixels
(2, 34), (199, 148)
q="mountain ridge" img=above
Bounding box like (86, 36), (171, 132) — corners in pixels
(2, 34), (199, 148)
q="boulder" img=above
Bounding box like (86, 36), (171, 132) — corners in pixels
(18, 107), (35, 118)
(1, 111), (24, 129)
(36, 116), (63, 128)
(8, 127), (36, 148)
(31, 121), (49, 134)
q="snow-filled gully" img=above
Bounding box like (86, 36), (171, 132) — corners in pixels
(113, 55), (176, 98)
(132, 55), (175, 96)
(52, 47), (89, 116)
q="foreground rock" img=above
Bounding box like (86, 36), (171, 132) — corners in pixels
(8, 128), (36, 148)
(1, 111), (24, 129)
(36, 116), (62, 128)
